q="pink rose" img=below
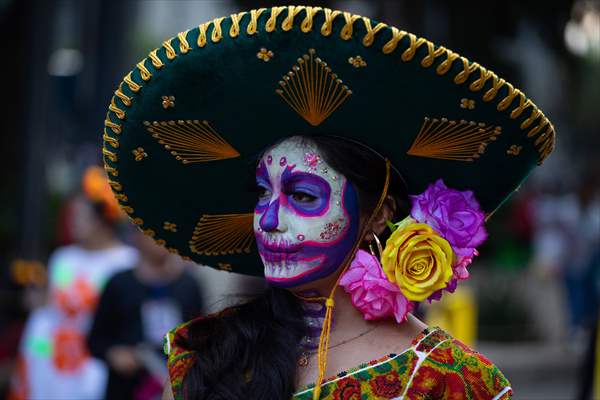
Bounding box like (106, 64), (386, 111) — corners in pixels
(411, 179), (487, 257)
(340, 250), (413, 323)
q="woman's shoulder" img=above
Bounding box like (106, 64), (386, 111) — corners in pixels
(406, 327), (513, 399)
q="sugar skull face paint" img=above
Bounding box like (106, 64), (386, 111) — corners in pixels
(254, 137), (360, 287)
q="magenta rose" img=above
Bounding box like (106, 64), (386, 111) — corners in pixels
(411, 179), (487, 257)
(340, 250), (413, 323)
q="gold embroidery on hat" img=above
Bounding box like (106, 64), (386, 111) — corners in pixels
(229, 12), (247, 37)
(276, 49), (352, 126)
(136, 60), (152, 81)
(143, 229), (155, 237)
(507, 145), (522, 156)
(114, 193), (128, 202)
(132, 147), (147, 161)
(266, 6), (286, 32)
(189, 213), (254, 256)
(105, 117), (122, 134)
(348, 55), (366, 68)
(162, 95), (175, 109)
(104, 165), (118, 177)
(257, 48), (274, 61)
(114, 87), (132, 106)
(103, 131), (119, 148)
(123, 72), (141, 92)
(162, 39), (177, 60)
(177, 30), (191, 53)
(407, 117), (502, 162)
(148, 49), (164, 69)
(132, 217), (143, 225)
(460, 98), (476, 109)
(122, 206), (134, 214)
(218, 262), (233, 271)
(156, 239), (166, 246)
(145, 120), (240, 164)
(109, 98), (125, 120)
(163, 222), (178, 232)
(102, 147), (118, 162)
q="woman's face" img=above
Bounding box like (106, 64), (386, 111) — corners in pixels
(253, 137), (360, 287)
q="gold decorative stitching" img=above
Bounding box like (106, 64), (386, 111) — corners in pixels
(145, 120), (240, 163)
(282, 5), (303, 31)
(163, 221), (178, 232)
(114, 87), (132, 106)
(340, 11), (360, 40)
(103, 131), (119, 148)
(132, 147), (148, 161)
(218, 262), (233, 271)
(454, 58), (479, 84)
(132, 217), (144, 225)
(167, 248), (179, 255)
(148, 49), (164, 69)
(266, 6), (286, 32)
(177, 30), (191, 53)
(162, 39), (177, 60)
(321, 9), (342, 36)
(348, 55), (366, 68)
(109, 97), (125, 120)
(257, 48), (274, 61)
(123, 72), (141, 92)
(301, 6), (321, 32)
(162, 95), (175, 109)
(136, 60), (152, 81)
(114, 193), (128, 202)
(247, 8), (266, 35)
(229, 12), (247, 37)
(104, 164), (118, 177)
(102, 147), (118, 162)
(122, 206), (134, 214)
(507, 145), (522, 156)
(189, 213), (254, 256)
(108, 180), (122, 191)
(105, 118), (122, 134)
(197, 22), (210, 47)
(362, 17), (387, 47)
(211, 17), (225, 43)
(460, 98), (476, 110)
(143, 228), (155, 237)
(436, 49), (460, 75)
(382, 27), (406, 54)
(156, 239), (166, 246)
(407, 117), (502, 162)
(276, 49), (352, 126)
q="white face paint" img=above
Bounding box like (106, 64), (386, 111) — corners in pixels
(253, 137), (360, 287)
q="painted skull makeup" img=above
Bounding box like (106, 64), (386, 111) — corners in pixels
(253, 137), (360, 287)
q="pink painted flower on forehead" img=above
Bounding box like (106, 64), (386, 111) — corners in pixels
(340, 250), (413, 323)
(411, 179), (487, 257)
(303, 152), (321, 171)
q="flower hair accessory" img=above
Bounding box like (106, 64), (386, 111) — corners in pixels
(340, 179), (487, 322)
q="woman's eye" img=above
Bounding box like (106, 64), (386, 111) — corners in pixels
(290, 192), (317, 202)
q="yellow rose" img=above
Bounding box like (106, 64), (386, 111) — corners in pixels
(381, 217), (454, 302)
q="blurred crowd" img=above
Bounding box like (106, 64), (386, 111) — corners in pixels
(4, 167), (204, 400)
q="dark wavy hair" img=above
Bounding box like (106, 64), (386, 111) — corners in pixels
(182, 135), (409, 400)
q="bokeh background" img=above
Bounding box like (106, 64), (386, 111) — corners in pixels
(1, 1), (599, 399)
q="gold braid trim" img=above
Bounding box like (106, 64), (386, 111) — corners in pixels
(108, 97), (125, 120)
(104, 163), (118, 177)
(104, 118), (121, 134)
(103, 130), (119, 148)
(123, 71), (141, 92)
(177, 30), (191, 53)
(136, 60), (152, 81)
(114, 86), (132, 106)
(148, 49), (164, 69)
(162, 39), (177, 60)
(104, 6), (555, 260)
(211, 17), (225, 43)
(229, 12), (247, 37)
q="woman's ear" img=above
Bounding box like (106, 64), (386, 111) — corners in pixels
(363, 195), (397, 243)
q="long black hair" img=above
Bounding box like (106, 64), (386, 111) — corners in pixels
(181, 135), (409, 400)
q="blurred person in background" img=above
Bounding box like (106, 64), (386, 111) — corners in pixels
(8, 166), (138, 400)
(88, 228), (203, 400)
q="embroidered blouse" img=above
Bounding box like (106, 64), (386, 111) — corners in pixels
(164, 319), (512, 399)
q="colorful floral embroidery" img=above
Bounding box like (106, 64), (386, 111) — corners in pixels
(166, 323), (512, 400)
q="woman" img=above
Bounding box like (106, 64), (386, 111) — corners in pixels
(101, 6), (555, 399)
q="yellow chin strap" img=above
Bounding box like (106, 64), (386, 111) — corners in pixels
(297, 159), (391, 400)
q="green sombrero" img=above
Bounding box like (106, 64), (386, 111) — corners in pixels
(102, 5), (555, 277)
